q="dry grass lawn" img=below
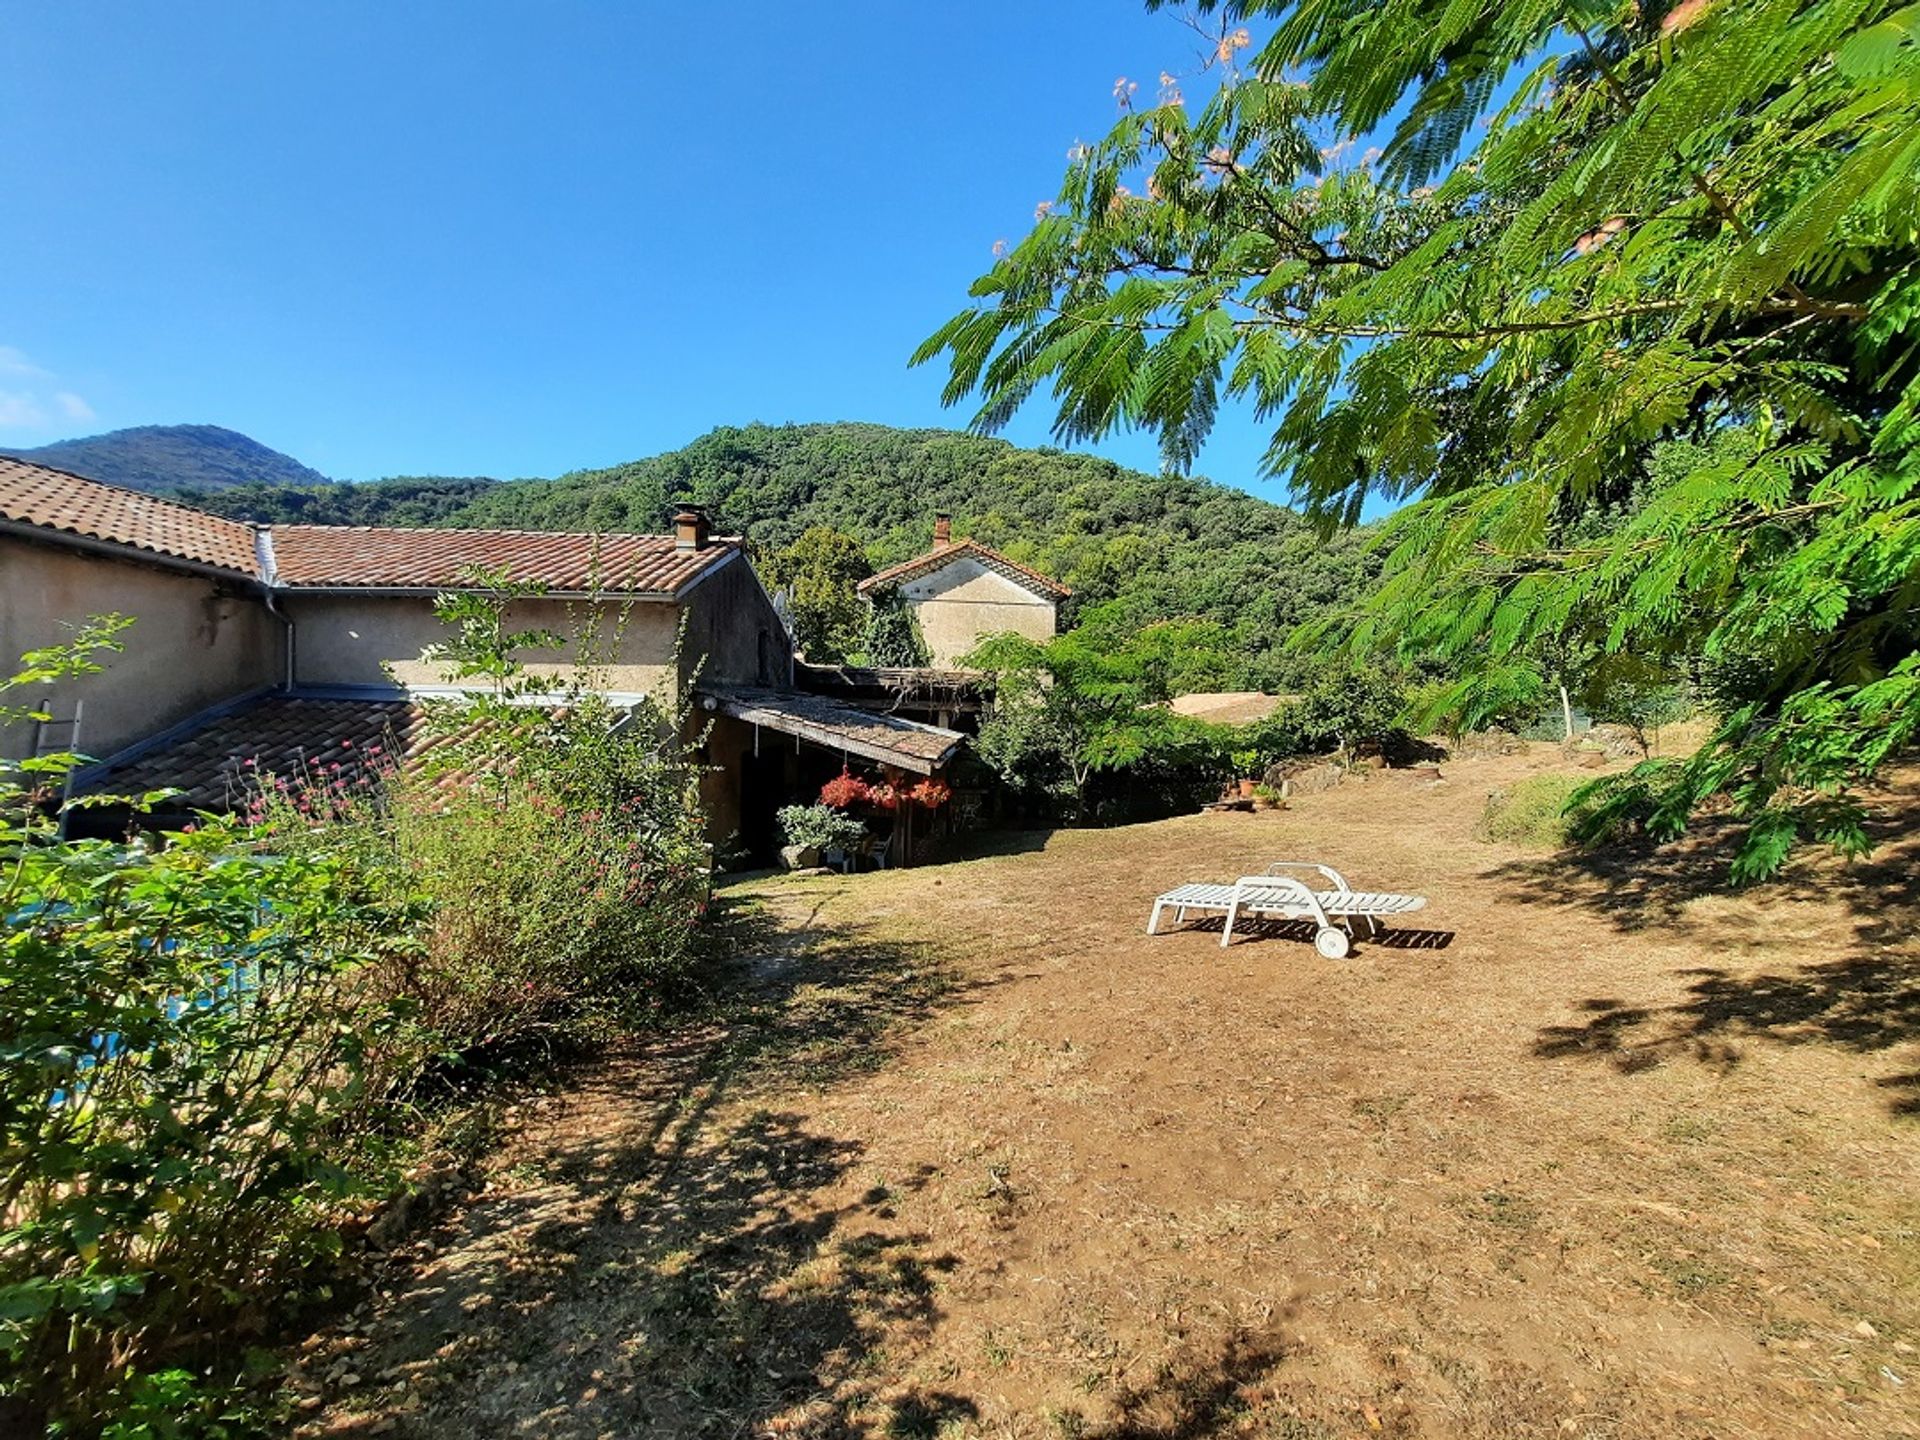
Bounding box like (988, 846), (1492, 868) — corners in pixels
(296, 744), (1920, 1439)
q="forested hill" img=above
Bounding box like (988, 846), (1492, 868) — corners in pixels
(171, 474), (505, 527)
(0, 424), (332, 493)
(187, 422), (1379, 687)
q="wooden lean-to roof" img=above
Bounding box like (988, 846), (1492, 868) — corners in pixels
(700, 685), (966, 775)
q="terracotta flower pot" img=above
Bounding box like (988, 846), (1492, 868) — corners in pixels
(1237, 778), (1258, 798)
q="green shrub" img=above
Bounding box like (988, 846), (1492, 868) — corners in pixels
(1285, 667), (1409, 754)
(1, 626), (426, 1432)
(776, 803), (868, 853)
(864, 592), (931, 668)
(246, 712), (711, 1064)
(2, 595), (714, 1434)
(1476, 775), (1584, 848)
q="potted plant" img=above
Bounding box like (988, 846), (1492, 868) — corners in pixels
(1231, 746), (1263, 798)
(776, 803), (868, 870)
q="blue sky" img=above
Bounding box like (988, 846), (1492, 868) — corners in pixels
(0, 1), (1296, 496)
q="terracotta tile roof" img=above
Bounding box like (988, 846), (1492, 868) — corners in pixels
(0, 455), (261, 576)
(83, 694), (427, 811)
(701, 685), (965, 775)
(855, 539), (1070, 600)
(266, 526), (737, 593)
(82, 691), (619, 812)
(0, 458), (740, 595)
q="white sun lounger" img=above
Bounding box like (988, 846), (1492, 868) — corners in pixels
(1146, 861), (1428, 958)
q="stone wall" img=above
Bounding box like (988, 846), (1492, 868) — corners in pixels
(896, 557), (1057, 667)
(0, 535), (280, 762)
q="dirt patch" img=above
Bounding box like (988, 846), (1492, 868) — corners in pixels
(295, 745), (1920, 1438)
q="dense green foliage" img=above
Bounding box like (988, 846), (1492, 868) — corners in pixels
(0, 625), (417, 1432)
(178, 475), (503, 526)
(966, 614), (1409, 820)
(863, 591), (932, 667)
(774, 803), (870, 854)
(920, 0), (1920, 875)
(760, 526), (874, 664)
(0, 425), (331, 493)
(0, 606), (709, 1435)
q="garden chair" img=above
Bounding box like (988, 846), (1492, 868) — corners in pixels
(1146, 861), (1428, 958)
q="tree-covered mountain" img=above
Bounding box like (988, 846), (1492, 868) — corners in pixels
(445, 423), (1374, 686)
(171, 475), (504, 526)
(0, 424), (333, 493)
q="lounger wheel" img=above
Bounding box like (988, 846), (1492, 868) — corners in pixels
(1314, 925), (1351, 960)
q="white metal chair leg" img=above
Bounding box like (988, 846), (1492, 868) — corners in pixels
(1220, 895), (1241, 947)
(1148, 900), (1165, 935)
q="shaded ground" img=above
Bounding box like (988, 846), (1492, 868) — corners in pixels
(296, 747), (1920, 1438)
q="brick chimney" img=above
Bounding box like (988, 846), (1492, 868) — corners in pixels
(933, 511), (952, 547)
(673, 505), (711, 552)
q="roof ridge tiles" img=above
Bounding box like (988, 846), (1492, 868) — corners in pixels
(265, 520), (743, 541)
(857, 535), (1070, 599)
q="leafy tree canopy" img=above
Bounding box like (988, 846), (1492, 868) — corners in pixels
(761, 525), (873, 664)
(181, 475), (503, 526)
(918, 0), (1920, 876)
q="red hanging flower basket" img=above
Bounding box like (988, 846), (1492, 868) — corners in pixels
(819, 769), (872, 809)
(909, 779), (951, 810)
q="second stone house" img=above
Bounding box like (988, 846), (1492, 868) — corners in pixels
(855, 513), (1069, 667)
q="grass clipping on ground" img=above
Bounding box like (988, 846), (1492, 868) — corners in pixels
(1477, 773), (1584, 848)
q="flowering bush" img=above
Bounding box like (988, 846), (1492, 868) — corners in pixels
(382, 691), (709, 1052)
(256, 605), (712, 1059)
(818, 769), (871, 809)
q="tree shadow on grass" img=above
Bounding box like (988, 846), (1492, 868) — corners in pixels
(1488, 775), (1920, 942)
(1508, 785), (1920, 1114)
(1084, 1329), (1294, 1439)
(301, 894), (1015, 1439)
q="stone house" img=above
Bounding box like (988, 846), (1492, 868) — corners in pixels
(855, 514), (1069, 667)
(1, 457), (965, 854)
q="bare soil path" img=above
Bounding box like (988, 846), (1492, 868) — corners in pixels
(298, 747), (1920, 1438)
